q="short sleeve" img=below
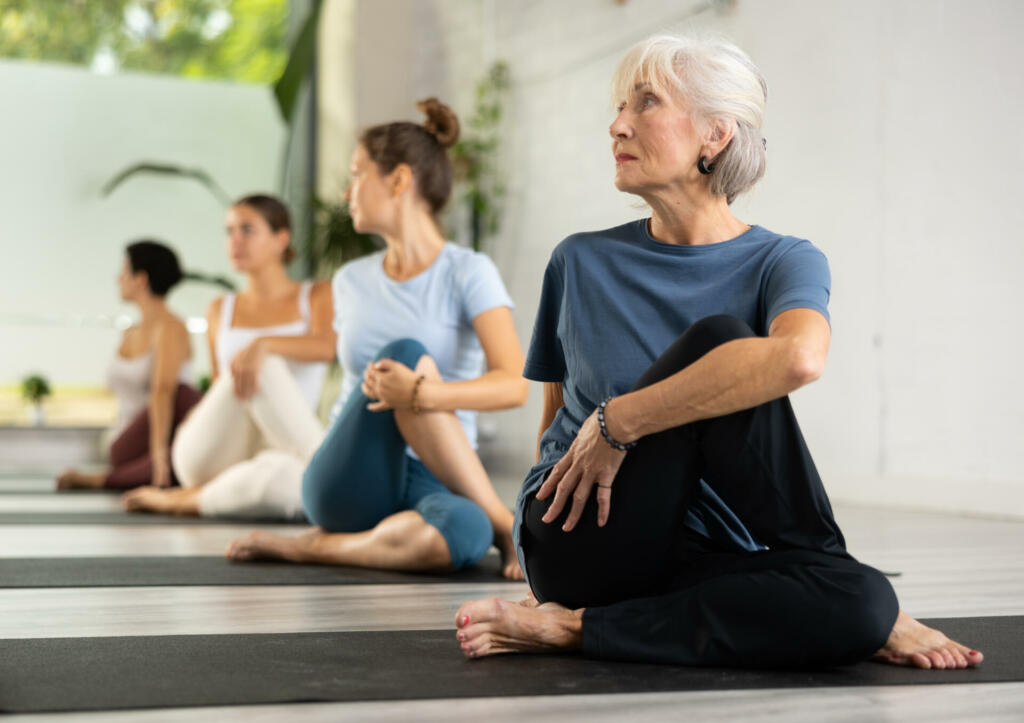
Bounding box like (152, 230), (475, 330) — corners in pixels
(764, 240), (831, 328)
(523, 250), (566, 382)
(458, 251), (514, 324)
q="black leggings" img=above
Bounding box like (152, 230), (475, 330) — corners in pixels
(520, 315), (898, 668)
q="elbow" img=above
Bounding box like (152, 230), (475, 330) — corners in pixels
(509, 377), (529, 408)
(786, 343), (826, 389)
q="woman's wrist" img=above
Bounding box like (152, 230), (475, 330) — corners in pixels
(603, 395), (639, 445)
(416, 379), (443, 412)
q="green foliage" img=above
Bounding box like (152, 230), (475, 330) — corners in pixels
(0, 0), (288, 84)
(450, 61), (511, 251)
(21, 374), (51, 403)
(305, 197), (379, 279)
(101, 162), (233, 205)
(272, 0), (321, 123)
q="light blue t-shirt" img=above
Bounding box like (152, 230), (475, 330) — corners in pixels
(330, 243), (514, 451)
(516, 219), (831, 554)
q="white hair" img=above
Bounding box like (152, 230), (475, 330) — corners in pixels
(612, 34), (768, 204)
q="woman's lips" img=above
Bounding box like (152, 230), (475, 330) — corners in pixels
(615, 153), (637, 163)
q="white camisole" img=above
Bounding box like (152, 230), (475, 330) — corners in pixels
(106, 351), (194, 435)
(215, 280), (327, 411)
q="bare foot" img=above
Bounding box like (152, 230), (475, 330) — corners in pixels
(494, 530), (525, 581)
(873, 609), (983, 669)
(121, 486), (198, 516)
(56, 469), (105, 490)
(454, 597), (583, 658)
(226, 527), (324, 562)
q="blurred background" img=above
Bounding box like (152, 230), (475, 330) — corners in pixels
(1, 0), (1021, 518)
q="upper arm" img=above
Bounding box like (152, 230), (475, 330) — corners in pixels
(542, 381), (564, 420)
(472, 306), (525, 375)
(152, 319), (190, 391)
(206, 298), (222, 381)
(768, 308), (831, 383)
(308, 281), (337, 344)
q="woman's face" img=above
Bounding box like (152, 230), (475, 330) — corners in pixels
(609, 82), (704, 196)
(225, 204), (288, 273)
(118, 256), (145, 302)
(344, 144), (395, 235)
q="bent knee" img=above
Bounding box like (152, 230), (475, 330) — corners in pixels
(417, 495), (493, 569)
(374, 338), (429, 370)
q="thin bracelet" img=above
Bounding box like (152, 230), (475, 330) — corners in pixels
(410, 375), (427, 415)
(597, 397), (637, 451)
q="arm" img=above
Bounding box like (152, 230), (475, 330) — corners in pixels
(206, 298), (222, 383)
(147, 318), (191, 487)
(606, 308), (829, 442)
(363, 305), (529, 412)
(540, 307), (830, 531)
(537, 382), (564, 462)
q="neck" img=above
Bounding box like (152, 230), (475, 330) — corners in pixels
(245, 263), (293, 298)
(645, 185), (748, 246)
(135, 295), (167, 322)
(381, 209), (446, 280)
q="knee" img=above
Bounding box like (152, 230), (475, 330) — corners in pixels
(850, 566), (899, 653)
(257, 354), (290, 383)
(418, 496), (493, 569)
(374, 338), (429, 370)
(686, 315), (755, 347)
(170, 428), (202, 489)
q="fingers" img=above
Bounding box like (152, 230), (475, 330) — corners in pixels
(541, 464), (582, 525)
(366, 400), (391, 412)
(536, 452), (571, 500)
(595, 482), (613, 527)
(561, 478), (594, 532)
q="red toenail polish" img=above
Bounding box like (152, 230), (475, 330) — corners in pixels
(970, 650), (979, 655)
(462, 615), (469, 625)
(457, 633), (464, 641)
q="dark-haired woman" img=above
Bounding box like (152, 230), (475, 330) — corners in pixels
(58, 241), (200, 491)
(123, 195), (336, 519)
(226, 99), (528, 579)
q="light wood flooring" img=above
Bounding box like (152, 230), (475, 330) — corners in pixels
(1, 472), (1022, 722)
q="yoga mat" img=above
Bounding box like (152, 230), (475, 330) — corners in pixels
(0, 512), (307, 526)
(0, 617), (1016, 713)
(0, 554), (511, 587)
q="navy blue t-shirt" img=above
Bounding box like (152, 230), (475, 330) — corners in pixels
(514, 219), (831, 556)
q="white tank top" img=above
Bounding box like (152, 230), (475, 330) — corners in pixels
(106, 351), (194, 435)
(215, 280), (327, 411)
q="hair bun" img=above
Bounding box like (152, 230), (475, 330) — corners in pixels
(417, 97), (460, 148)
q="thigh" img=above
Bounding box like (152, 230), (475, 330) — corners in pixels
(171, 378), (259, 487)
(404, 459), (493, 570)
(109, 407), (151, 467)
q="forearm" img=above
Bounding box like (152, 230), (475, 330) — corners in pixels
(419, 370), (529, 412)
(147, 386), (176, 461)
(257, 335), (336, 363)
(609, 336), (815, 444)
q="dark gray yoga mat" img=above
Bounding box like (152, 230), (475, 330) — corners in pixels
(0, 511), (306, 525)
(0, 554), (511, 587)
(0, 617), (1016, 713)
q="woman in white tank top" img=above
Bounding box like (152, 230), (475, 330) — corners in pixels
(57, 241), (200, 490)
(122, 194), (334, 518)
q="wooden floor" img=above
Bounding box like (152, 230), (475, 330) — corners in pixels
(2, 472), (1023, 722)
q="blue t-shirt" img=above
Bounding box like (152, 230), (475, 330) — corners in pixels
(331, 243), (514, 451)
(516, 219), (831, 553)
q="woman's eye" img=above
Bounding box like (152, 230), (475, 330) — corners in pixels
(641, 95), (656, 109)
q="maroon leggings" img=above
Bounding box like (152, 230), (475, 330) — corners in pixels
(105, 384), (203, 490)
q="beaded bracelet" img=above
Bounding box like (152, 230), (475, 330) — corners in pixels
(410, 375), (427, 415)
(597, 397), (637, 451)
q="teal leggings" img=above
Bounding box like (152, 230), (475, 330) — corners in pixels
(301, 339), (493, 569)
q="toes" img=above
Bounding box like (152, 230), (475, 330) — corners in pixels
(910, 652), (932, 669)
(926, 650), (947, 669)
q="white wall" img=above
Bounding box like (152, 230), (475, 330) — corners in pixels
(0, 59), (284, 386)
(327, 0), (1024, 518)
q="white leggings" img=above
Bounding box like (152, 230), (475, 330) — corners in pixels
(171, 355), (324, 520)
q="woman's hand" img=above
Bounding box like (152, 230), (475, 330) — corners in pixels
(230, 339), (268, 399)
(535, 407), (627, 531)
(362, 359), (420, 412)
(152, 452), (172, 488)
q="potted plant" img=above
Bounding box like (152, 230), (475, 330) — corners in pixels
(21, 374), (52, 426)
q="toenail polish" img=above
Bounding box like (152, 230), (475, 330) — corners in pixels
(462, 615), (469, 625)
(457, 633), (464, 641)
(970, 650), (979, 655)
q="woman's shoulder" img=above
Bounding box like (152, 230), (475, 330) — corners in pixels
(332, 249), (385, 287)
(548, 219), (646, 263)
(750, 226), (827, 263)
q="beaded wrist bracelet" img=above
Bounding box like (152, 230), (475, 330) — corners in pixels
(410, 375), (427, 415)
(597, 397), (637, 451)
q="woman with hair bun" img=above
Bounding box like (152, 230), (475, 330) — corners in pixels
(123, 194), (336, 520)
(226, 99), (529, 580)
(58, 240), (200, 490)
(454, 34), (982, 669)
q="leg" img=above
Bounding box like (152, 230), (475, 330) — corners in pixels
(196, 450), (306, 520)
(246, 355), (325, 460)
(395, 354), (523, 579)
(123, 485), (201, 515)
(171, 376), (260, 489)
(225, 510), (452, 570)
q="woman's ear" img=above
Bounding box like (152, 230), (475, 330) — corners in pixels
(389, 163), (414, 197)
(703, 118), (736, 161)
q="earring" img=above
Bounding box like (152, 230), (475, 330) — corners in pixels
(698, 156), (714, 175)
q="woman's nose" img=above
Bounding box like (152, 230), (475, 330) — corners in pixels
(609, 112), (632, 140)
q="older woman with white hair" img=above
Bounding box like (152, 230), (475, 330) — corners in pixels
(454, 34), (982, 670)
